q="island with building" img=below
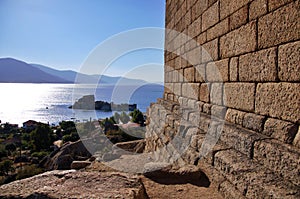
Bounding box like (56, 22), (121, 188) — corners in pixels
(69, 95), (137, 112)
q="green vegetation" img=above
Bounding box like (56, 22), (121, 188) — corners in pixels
(0, 120), (80, 185)
(0, 160), (15, 176)
(129, 109), (145, 126)
(16, 165), (43, 180)
(99, 109), (146, 143)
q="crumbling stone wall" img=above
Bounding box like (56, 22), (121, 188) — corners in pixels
(146, 0), (299, 198)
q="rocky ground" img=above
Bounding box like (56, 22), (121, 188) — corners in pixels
(0, 140), (223, 199)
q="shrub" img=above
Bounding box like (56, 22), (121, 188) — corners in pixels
(31, 151), (49, 160)
(16, 165), (43, 180)
(0, 160), (15, 176)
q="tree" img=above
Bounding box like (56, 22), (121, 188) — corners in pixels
(0, 160), (15, 176)
(130, 109), (145, 126)
(30, 124), (52, 151)
(5, 143), (16, 155)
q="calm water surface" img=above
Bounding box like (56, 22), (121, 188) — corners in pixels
(0, 83), (164, 125)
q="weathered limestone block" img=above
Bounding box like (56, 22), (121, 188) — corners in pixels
(242, 113), (265, 133)
(207, 18), (229, 41)
(255, 83), (300, 123)
(229, 57), (238, 81)
(187, 15), (201, 38)
(239, 47), (277, 82)
(225, 108), (246, 126)
(202, 38), (218, 62)
(206, 59), (229, 82)
(211, 105), (227, 119)
(215, 149), (300, 198)
(224, 83), (255, 112)
(210, 83), (223, 105)
(249, 0), (267, 20)
(263, 118), (298, 144)
(192, 0), (208, 21)
(278, 40), (300, 81)
(195, 64), (206, 82)
(220, 124), (264, 157)
(268, 0), (294, 11)
(184, 66), (195, 82)
(219, 180), (247, 199)
(173, 83), (182, 96)
(182, 83), (200, 100)
(253, 139), (300, 186)
(202, 1), (219, 31)
(200, 83), (210, 102)
(258, 1), (300, 48)
(220, 0), (251, 19)
(220, 21), (256, 58)
(229, 6), (248, 31)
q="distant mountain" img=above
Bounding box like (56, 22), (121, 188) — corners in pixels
(0, 57), (148, 85)
(0, 58), (71, 83)
(31, 64), (99, 84)
(31, 63), (148, 85)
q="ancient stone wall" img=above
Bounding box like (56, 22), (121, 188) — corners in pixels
(146, 0), (299, 198)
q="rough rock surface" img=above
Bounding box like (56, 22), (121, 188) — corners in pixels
(40, 140), (91, 170)
(0, 170), (148, 199)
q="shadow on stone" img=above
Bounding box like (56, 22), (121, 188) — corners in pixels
(144, 169), (210, 187)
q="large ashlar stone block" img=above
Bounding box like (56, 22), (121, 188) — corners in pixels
(242, 113), (265, 133)
(224, 83), (255, 112)
(229, 57), (238, 81)
(268, 0), (294, 11)
(207, 18), (229, 41)
(255, 83), (300, 123)
(184, 66), (195, 82)
(188, 15), (201, 39)
(263, 118), (298, 144)
(220, 125), (264, 157)
(229, 5), (248, 31)
(182, 83), (200, 100)
(192, 0), (208, 21)
(253, 139), (300, 186)
(258, 1), (300, 49)
(215, 149), (300, 199)
(210, 83), (223, 105)
(202, 38), (218, 62)
(249, 0), (267, 20)
(206, 59), (229, 82)
(239, 47), (277, 82)
(220, 0), (251, 19)
(225, 108), (246, 126)
(202, 1), (219, 31)
(220, 21), (256, 58)
(195, 64), (205, 82)
(278, 40), (300, 81)
(200, 83), (210, 102)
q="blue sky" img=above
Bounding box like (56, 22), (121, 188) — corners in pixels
(0, 0), (165, 82)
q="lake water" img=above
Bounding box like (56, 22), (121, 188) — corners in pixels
(0, 83), (164, 126)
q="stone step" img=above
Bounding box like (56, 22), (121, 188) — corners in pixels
(214, 149), (300, 199)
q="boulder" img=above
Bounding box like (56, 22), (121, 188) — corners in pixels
(40, 140), (91, 170)
(0, 170), (149, 199)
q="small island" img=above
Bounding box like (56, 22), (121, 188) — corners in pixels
(69, 95), (137, 112)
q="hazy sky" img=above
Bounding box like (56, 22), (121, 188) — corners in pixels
(0, 0), (165, 82)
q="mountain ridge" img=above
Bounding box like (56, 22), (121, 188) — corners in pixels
(0, 58), (148, 85)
